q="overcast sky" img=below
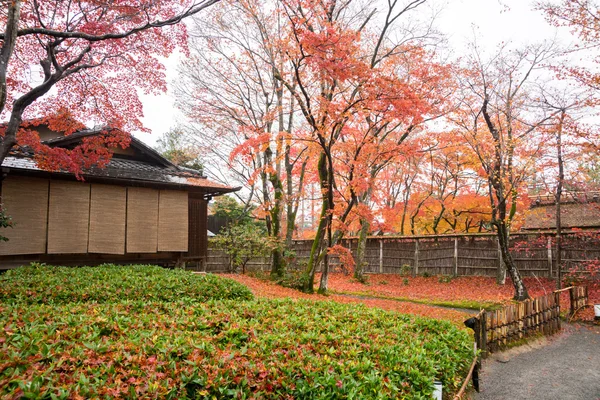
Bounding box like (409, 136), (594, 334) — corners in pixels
(136, 0), (564, 147)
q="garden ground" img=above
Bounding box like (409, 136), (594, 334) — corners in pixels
(226, 273), (599, 322)
(0, 265), (473, 399)
(321, 273), (599, 322)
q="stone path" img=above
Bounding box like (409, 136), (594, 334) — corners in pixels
(473, 323), (600, 400)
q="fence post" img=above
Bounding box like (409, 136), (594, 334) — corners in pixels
(414, 239), (419, 276)
(547, 237), (553, 277)
(454, 237), (459, 277)
(569, 287), (575, 318)
(379, 240), (384, 274)
(480, 311), (488, 359)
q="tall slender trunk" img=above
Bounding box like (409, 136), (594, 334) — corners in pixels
(555, 111), (565, 289)
(496, 221), (528, 300)
(0, 1), (21, 119)
(269, 170), (285, 278)
(318, 150), (335, 294)
(355, 217), (370, 282)
(355, 188), (373, 282)
(304, 153), (328, 293)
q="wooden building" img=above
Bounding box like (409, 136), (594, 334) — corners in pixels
(0, 126), (238, 268)
(522, 192), (600, 232)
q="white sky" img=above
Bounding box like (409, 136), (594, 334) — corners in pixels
(135, 0), (565, 147)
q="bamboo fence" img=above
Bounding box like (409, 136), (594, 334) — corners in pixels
(468, 285), (587, 357)
(461, 285), (588, 395)
(205, 232), (600, 277)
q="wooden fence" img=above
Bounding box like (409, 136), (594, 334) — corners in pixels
(203, 231), (600, 278)
(461, 285), (589, 396)
(467, 285), (588, 358)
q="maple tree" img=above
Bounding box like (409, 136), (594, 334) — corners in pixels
(539, 0), (600, 89)
(0, 0), (219, 175)
(270, 0), (451, 293)
(450, 42), (570, 300)
(175, 0), (309, 278)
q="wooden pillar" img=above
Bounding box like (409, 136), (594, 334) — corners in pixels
(454, 237), (459, 277)
(379, 240), (383, 274)
(414, 239), (419, 276)
(547, 237), (553, 277)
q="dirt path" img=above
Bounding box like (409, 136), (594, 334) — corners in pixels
(474, 323), (600, 400)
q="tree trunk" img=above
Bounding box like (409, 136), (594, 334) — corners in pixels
(318, 150), (335, 294)
(555, 111), (565, 289)
(0, 1), (21, 117)
(497, 221), (529, 300)
(304, 153), (328, 293)
(496, 236), (507, 285)
(269, 164), (286, 279)
(354, 217), (370, 282)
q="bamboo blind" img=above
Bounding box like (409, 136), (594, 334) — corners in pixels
(47, 180), (91, 254)
(126, 187), (158, 253)
(0, 176), (49, 255)
(158, 190), (188, 252)
(88, 184), (126, 254)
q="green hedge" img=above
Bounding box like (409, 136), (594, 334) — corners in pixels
(0, 264), (253, 304)
(0, 299), (471, 399)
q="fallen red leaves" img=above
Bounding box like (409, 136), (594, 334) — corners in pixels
(224, 273), (600, 324)
(222, 274), (471, 326)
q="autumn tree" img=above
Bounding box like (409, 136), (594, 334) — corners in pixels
(174, 0), (310, 278)
(0, 0), (220, 175)
(539, 0), (600, 89)
(452, 42), (570, 300)
(272, 0), (451, 293)
(156, 127), (203, 171)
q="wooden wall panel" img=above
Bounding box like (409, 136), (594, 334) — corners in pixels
(0, 176), (49, 255)
(158, 190), (188, 252)
(88, 184), (126, 254)
(127, 187), (158, 253)
(47, 180), (90, 254)
(187, 196), (207, 259)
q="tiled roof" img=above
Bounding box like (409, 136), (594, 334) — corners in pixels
(1, 127), (239, 194)
(2, 155), (237, 193)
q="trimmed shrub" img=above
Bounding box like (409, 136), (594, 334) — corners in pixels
(0, 299), (472, 399)
(0, 264), (253, 304)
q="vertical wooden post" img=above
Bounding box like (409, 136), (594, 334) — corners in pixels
(547, 237), (553, 277)
(569, 286), (575, 318)
(480, 312), (488, 359)
(454, 237), (459, 277)
(379, 240), (383, 274)
(414, 239), (419, 276)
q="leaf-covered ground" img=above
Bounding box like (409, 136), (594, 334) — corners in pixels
(322, 273), (599, 322)
(226, 273), (599, 323)
(223, 274), (471, 326)
(0, 265), (473, 399)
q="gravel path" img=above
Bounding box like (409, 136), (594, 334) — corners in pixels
(473, 323), (600, 400)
